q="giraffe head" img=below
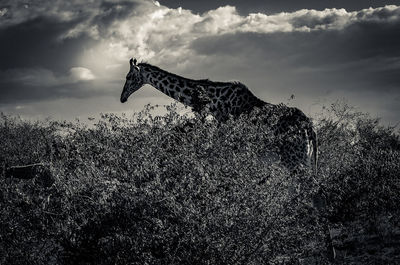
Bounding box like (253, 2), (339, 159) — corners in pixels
(120, 58), (145, 103)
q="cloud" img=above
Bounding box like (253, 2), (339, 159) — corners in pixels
(3, 1), (399, 69)
(0, 7), (7, 17)
(0, 0), (142, 27)
(69, 67), (95, 82)
(64, 3), (400, 83)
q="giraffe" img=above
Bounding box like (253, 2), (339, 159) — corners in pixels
(120, 58), (318, 173)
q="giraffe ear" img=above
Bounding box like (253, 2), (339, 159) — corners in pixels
(130, 58), (140, 71)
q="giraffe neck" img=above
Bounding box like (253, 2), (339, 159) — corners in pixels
(139, 63), (201, 108)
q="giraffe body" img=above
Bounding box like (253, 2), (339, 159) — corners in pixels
(121, 61), (265, 121)
(121, 59), (317, 173)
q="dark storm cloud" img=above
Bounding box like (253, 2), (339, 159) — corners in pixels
(0, 17), (93, 72)
(0, 16), (99, 103)
(0, 0), (140, 72)
(0, 0), (141, 28)
(191, 15), (400, 95)
(0, 0), (143, 104)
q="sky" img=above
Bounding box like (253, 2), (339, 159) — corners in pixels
(0, 0), (399, 125)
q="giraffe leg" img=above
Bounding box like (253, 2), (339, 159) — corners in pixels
(312, 190), (336, 261)
(324, 223), (336, 261)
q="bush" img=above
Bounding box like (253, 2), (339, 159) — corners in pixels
(316, 102), (400, 222)
(1, 101), (399, 264)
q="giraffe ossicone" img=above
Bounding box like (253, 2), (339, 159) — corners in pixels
(120, 58), (318, 173)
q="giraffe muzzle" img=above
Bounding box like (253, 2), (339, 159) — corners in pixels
(120, 94), (128, 103)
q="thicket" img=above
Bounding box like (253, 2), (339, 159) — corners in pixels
(1, 102), (399, 264)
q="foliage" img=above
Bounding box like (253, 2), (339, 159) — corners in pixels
(0, 101), (399, 264)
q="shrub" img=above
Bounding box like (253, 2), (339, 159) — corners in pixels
(1, 101), (399, 264)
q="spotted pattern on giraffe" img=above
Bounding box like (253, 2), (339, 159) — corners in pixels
(121, 58), (317, 173)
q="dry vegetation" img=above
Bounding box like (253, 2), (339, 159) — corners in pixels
(1, 102), (399, 264)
